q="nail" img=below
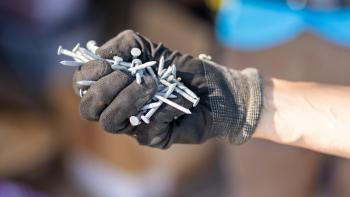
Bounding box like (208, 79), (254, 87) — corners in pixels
(113, 56), (123, 64)
(76, 80), (96, 86)
(141, 83), (177, 123)
(161, 65), (173, 79)
(86, 40), (98, 53)
(198, 54), (212, 60)
(60, 61), (83, 67)
(57, 46), (88, 62)
(76, 50), (94, 61)
(79, 47), (103, 60)
(72, 43), (80, 52)
(130, 59), (142, 74)
(129, 116), (141, 126)
(171, 64), (176, 78)
(146, 67), (158, 81)
(79, 89), (87, 98)
(167, 75), (174, 82)
(136, 72), (142, 84)
(158, 56), (164, 76)
(155, 93), (177, 99)
(154, 95), (191, 114)
(141, 102), (162, 110)
(109, 58), (131, 68)
(128, 61), (157, 72)
(111, 64), (128, 71)
(160, 79), (198, 106)
(131, 48), (142, 58)
(171, 79), (198, 99)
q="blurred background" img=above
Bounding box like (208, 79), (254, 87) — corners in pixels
(0, 0), (349, 196)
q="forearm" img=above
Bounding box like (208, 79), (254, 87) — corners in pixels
(253, 78), (350, 158)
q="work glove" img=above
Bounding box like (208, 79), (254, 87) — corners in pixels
(73, 30), (263, 149)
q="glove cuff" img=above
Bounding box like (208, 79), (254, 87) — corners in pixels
(203, 61), (263, 144)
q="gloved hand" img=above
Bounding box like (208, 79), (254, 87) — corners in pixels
(73, 30), (263, 149)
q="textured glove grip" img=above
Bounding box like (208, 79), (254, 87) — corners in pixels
(203, 60), (263, 144)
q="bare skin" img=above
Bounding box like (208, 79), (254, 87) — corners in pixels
(254, 78), (350, 158)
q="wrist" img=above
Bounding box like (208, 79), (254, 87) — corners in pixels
(253, 78), (303, 143)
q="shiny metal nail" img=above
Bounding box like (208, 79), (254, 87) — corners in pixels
(171, 64), (176, 78)
(60, 61), (83, 67)
(154, 95), (191, 114)
(141, 102), (162, 110)
(160, 79), (198, 105)
(131, 48), (142, 58)
(129, 116), (141, 126)
(158, 56), (165, 76)
(128, 61), (157, 72)
(86, 40), (98, 53)
(57, 46), (88, 62)
(141, 83), (177, 124)
(161, 65), (173, 79)
(79, 89), (87, 98)
(76, 80), (96, 86)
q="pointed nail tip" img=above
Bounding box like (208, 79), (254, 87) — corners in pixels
(73, 43), (80, 51)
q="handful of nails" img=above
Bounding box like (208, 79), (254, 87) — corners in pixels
(57, 40), (200, 126)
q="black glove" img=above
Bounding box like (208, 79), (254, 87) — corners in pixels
(73, 30), (263, 149)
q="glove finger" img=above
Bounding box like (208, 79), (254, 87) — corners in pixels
(170, 104), (213, 145)
(73, 60), (112, 95)
(96, 30), (150, 62)
(79, 70), (133, 121)
(134, 96), (192, 148)
(99, 75), (157, 133)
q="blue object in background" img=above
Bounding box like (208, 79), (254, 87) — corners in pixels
(216, 0), (350, 51)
